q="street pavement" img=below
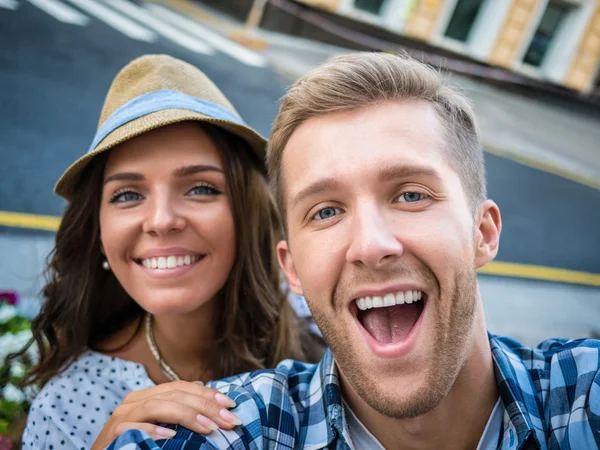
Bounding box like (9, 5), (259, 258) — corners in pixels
(0, 0), (599, 346)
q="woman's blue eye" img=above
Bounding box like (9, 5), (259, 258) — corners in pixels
(189, 185), (221, 196)
(398, 192), (425, 203)
(313, 207), (341, 221)
(110, 191), (142, 203)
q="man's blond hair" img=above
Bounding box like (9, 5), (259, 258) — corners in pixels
(267, 52), (486, 222)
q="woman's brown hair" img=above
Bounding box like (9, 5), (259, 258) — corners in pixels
(12, 123), (323, 388)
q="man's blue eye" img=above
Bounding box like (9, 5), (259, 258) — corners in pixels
(189, 185), (220, 196)
(110, 191), (141, 203)
(314, 207), (340, 220)
(398, 192), (424, 203)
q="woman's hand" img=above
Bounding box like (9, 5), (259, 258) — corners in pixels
(91, 381), (240, 448)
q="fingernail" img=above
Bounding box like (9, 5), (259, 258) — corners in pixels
(197, 414), (219, 431)
(220, 408), (242, 426)
(155, 426), (176, 438)
(215, 393), (236, 408)
(194, 381), (204, 386)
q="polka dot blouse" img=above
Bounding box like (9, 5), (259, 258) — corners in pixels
(22, 351), (155, 449)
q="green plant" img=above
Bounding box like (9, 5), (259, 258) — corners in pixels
(0, 293), (38, 447)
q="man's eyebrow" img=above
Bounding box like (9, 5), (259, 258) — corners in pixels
(378, 164), (442, 182)
(289, 165), (442, 208)
(103, 165), (224, 185)
(173, 164), (224, 177)
(291, 178), (342, 208)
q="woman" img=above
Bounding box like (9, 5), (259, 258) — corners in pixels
(15, 54), (322, 449)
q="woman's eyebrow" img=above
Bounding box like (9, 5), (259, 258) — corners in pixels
(103, 172), (144, 185)
(173, 164), (224, 177)
(103, 165), (224, 185)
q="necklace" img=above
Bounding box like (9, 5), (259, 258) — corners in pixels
(144, 313), (181, 382)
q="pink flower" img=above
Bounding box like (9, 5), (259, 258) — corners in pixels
(0, 291), (18, 306)
(0, 434), (14, 450)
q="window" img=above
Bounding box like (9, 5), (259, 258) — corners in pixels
(523, 2), (569, 67)
(353, 0), (386, 15)
(444, 0), (485, 42)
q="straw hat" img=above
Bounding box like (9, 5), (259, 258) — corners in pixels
(55, 54), (267, 200)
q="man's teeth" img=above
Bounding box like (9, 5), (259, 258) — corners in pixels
(140, 255), (200, 270)
(355, 290), (423, 311)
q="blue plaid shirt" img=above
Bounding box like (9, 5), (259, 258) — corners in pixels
(108, 335), (600, 450)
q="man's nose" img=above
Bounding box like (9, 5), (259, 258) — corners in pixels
(345, 203), (403, 269)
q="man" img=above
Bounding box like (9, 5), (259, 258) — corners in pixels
(110, 53), (600, 450)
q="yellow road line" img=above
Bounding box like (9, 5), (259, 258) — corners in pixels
(151, 0), (233, 30)
(0, 211), (60, 231)
(479, 261), (600, 287)
(1, 211), (599, 287)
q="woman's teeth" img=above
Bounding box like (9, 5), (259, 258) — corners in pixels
(355, 290), (423, 311)
(140, 255), (201, 270)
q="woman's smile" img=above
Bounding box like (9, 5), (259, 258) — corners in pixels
(135, 252), (207, 279)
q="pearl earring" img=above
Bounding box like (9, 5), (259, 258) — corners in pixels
(102, 260), (110, 271)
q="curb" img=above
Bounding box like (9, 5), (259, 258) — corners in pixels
(483, 142), (600, 192)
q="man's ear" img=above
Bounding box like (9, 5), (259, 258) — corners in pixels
(475, 200), (502, 269)
(277, 240), (303, 296)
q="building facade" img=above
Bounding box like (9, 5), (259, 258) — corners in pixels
(297, 0), (600, 93)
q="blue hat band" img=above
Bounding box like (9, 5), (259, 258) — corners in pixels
(89, 89), (248, 153)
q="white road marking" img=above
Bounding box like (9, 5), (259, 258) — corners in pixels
(27, 0), (88, 25)
(0, 0), (18, 10)
(65, 0), (155, 42)
(147, 4), (267, 67)
(105, 0), (214, 55)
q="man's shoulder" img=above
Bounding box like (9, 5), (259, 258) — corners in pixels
(493, 334), (600, 374)
(107, 359), (325, 450)
(492, 335), (600, 447)
(207, 359), (318, 394)
(209, 358), (320, 400)
(531, 337), (600, 402)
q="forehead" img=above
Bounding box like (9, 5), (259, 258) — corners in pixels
(281, 100), (451, 200)
(104, 122), (223, 174)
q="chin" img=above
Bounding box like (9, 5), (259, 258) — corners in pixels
(348, 363), (446, 419)
(135, 290), (216, 316)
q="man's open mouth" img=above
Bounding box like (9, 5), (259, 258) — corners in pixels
(354, 290), (426, 344)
